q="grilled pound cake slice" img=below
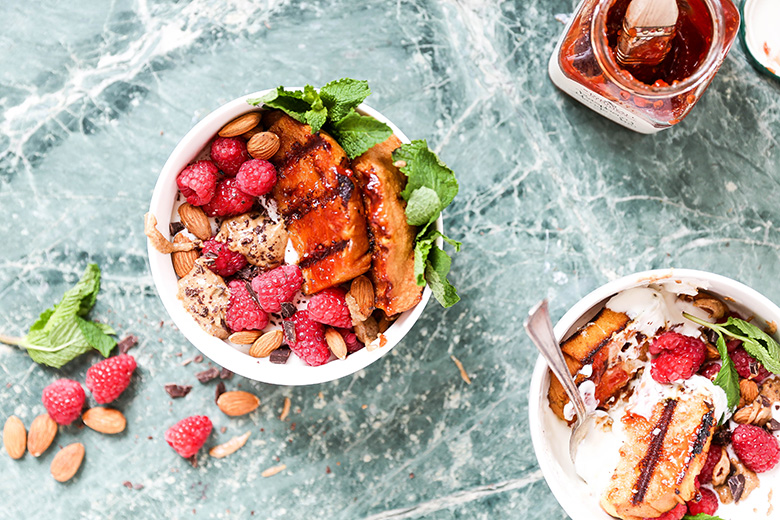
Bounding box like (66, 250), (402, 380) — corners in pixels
(601, 394), (715, 520)
(548, 308), (633, 421)
(265, 111), (372, 294)
(351, 135), (422, 316)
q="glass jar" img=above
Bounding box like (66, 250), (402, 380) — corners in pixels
(549, 0), (740, 133)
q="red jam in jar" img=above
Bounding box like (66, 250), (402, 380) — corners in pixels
(549, 0), (740, 133)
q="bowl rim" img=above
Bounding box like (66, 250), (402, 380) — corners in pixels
(147, 89), (438, 386)
(527, 268), (780, 519)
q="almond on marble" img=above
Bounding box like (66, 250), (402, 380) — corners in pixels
(82, 408), (126, 434)
(3, 415), (26, 459)
(217, 391), (260, 416)
(50, 443), (85, 483)
(209, 431), (251, 459)
(27, 413), (57, 457)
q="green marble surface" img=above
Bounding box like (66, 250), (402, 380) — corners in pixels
(1, 0), (778, 518)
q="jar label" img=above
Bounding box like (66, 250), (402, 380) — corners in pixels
(548, 54), (661, 135)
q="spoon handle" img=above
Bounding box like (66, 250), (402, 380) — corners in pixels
(524, 300), (588, 424)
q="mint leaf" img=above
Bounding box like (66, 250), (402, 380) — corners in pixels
(394, 140), (459, 208)
(685, 313), (780, 376)
(406, 186), (440, 226)
(248, 87), (309, 123)
(683, 514), (725, 520)
(713, 334), (740, 410)
(425, 245), (460, 308)
(17, 264), (116, 368)
(320, 78), (371, 122)
(301, 85), (327, 133)
(77, 318), (116, 357)
(328, 112), (393, 159)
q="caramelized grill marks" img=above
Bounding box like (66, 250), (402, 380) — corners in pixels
(298, 241), (349, 269)
(632, 399), (678, 505)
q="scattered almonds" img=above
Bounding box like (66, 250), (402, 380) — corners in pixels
(27, 414), (57, 457)
(50, 442), (85, 483)
(325, 328), (347, 360)
(219, 112), (261, 138)
(3, 415), (26, 459)
(144, 213), (198, 254)
(209, 431), (251, 459)
(451, 355), (472, 385)
(229, 330), (262, 345)
(249, 330), (284, 358)
(82, 408), (126, 434)
(247, 132), (280, 160)
(217, 391), (260, 417)
(178, 203), (212, 240)
(279, 397), (291, 421)
(261, 463), (286, 477)
(172, 234), (199, 277)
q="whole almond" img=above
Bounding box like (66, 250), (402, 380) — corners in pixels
(209, 431), (251, 459)
(50, 442), (85, 483)
(346, 276), (375, 323)
(247, 132), (280, 160)
(217, 391), (260, 416)
(3, 415), (26, 459)
(172, 234), (199, 278)
(82, 408), (126, 434)
(219, 112), (262, 138)
(249, 330), (284, 358)
(27, 413), (57, 457)
(325, 328), (347, 360)
(229, 330), (262, 345)
(740, 379), (759, 404)
(178, 203), (212, 240)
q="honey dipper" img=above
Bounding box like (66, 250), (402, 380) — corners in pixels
(616, 0), (679, 67)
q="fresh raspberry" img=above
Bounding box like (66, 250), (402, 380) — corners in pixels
(176, 160), (219, 206)
(201, 178), (254, 218)
(686, 487), (718, 516)
(250, 265), (303, 313)
(650, 332), (706, 384)
(286, 310), (330, 366)
(42, 379), (85, 425)
(643, 503), (686, 520)
(699, 362), (721, 381)
(201, 239), (248, 277)
(210, 137), (249, 176)
(338, 329), (364, 354)
(226, 279), (269, 332)
(727, 339), (741, 352)
(731, 347), (771, 382)
(236, 159), (277, 197)
(698, 444), (722, 484)
(165, 415), (213, 458)
(85, 354), (137, 404)
(307, 287), (352, 328)
(649, 331), (704, 355)
(732, 424), (780, 473)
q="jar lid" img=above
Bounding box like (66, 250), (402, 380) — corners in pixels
(741, 0), (780, 80)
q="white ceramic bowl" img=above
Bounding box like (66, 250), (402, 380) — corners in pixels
(528, 268), (780, 519)
(147, 90), (435, 385)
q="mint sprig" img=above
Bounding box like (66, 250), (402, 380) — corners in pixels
(0, 263), (116, 368)
(684, 311), (780, 410)
(247, 78), (392, 158)
(393, 141), (461, 308)
(683, 514), (725, 520)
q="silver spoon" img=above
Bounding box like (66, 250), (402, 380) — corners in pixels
(524, 299), (594, 467)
